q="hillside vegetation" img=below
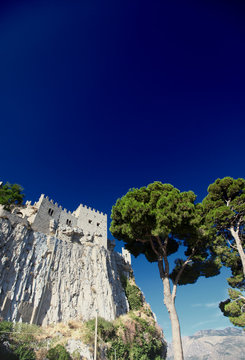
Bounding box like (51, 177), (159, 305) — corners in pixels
(0, 276), (167, 360)
(0, 309), (166, 360)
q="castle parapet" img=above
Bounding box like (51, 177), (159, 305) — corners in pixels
(16, 193), (107, 249)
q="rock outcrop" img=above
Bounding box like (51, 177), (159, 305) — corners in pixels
(0, 217), (129, 325)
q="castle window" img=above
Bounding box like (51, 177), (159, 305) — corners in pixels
(88, 220), (92, 224)
(48, 208), (54, 216)
(97, 222), (100, 227)
(66, 219), (71, 226)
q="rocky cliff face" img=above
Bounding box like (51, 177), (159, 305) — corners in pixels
(0, 217), (129, 325)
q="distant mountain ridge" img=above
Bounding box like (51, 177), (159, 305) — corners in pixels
(194, 327), (242, 337)
(167, 327), (245, 360)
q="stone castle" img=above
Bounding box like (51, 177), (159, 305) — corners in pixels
(0, 189), (132, 326)
(0, 192), (131, 264)
(0, 194), (107, 248)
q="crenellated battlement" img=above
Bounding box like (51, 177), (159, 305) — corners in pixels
(30, 194), (107, 218)
(7, 193), (108, 249)
(74, 204), (106, 216)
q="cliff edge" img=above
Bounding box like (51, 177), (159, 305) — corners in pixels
(0, 216), (129, 325)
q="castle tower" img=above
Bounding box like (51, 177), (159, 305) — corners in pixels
(122, 248), (131, 265)
(74, 204), (107, 248)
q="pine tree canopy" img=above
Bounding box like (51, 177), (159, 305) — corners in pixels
(219, 288), (245, 328)
(202, 177), (245, 233)
(0, 182), (25, 210)
(202, 177), (245, 287)
(110, 181), (220, 286)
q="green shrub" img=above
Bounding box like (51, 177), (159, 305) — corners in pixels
(97, 318), (115, 340)
(127, 286), (143, 310)
(71, 350), (80, 360)
(107, 335), (164, 360)
(0, 321), (17, 360)
(47, 344), (71, 360)
(120, 275), (143, 310)
(85, 317), (116, 342)
(12, 323), (39, 345)
(13, 343), (36, 360)
(0, 321), (13, 341)
(107, 339), (129, 359)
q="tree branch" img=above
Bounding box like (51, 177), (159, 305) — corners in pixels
(150, 237), (161, 257)
(172, 250), (195, 300)
(162, 237), (170, 277)
(227, 239), (237, 250)
(136, 233), (154, 243)
(136, 238), (149, 243)
(158, 258), (165, 279)
(236, 217), (242, 233)
(163, 236), (168, 252)
(156, 235), (164, 256)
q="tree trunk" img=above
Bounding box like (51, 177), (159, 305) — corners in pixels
(230, 226), (245, 276)
(162, 276), (184, 360)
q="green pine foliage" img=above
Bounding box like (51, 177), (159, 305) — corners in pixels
(110, 181), (221, 360)
(110, 181), (220, 286)
(219, 288), (245, 328)
(0, 182), (25, 210)
(202, 177), (245, 328)
(202, 177), (245, 286)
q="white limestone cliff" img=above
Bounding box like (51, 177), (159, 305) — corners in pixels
(0, 217), (129, 325)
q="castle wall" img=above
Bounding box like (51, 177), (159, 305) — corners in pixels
(29, 195), (107, 248)
(59, 209), (78, 230)
(0, 187), (108, 248)
(75, 205), (107, 248)
(31, 195), (62, 234)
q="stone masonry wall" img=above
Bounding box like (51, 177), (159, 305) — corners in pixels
(75, 205), (107, 248)
(5, 193), (108, 249)
(31, 195), (63, 234)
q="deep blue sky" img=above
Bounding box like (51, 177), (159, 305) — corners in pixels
(1, 0), (245, 342)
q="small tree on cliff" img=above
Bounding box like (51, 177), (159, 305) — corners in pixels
(110, 182), (220, 360)
(0, 182), (25, 210)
